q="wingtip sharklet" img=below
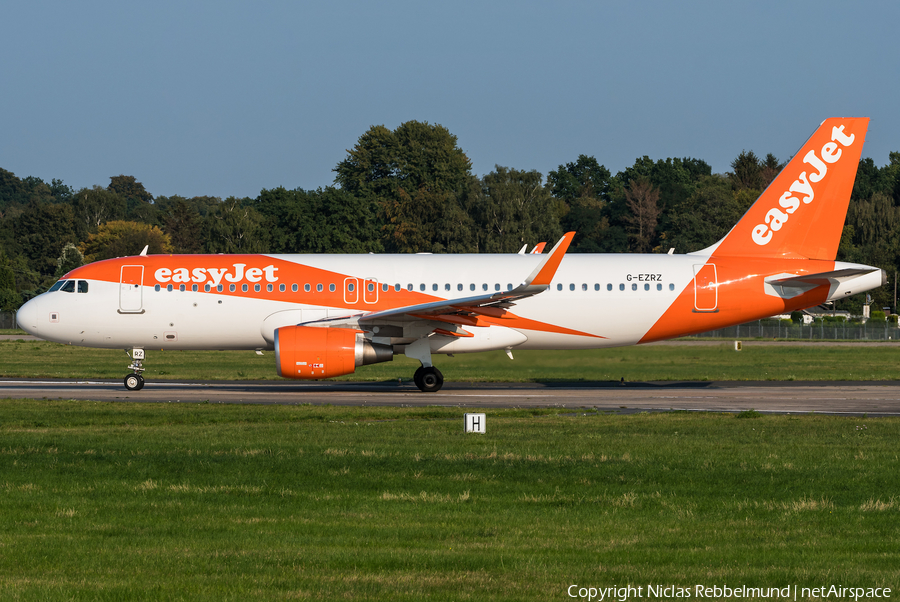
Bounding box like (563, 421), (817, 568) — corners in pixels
(526, 231), (575, 287)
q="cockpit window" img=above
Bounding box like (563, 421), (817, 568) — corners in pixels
(60, 280), (76, 293)
(77, 281), (89, 294)
(49, 280), (66, 292)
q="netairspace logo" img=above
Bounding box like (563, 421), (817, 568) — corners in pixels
(566, 584), (892, 601)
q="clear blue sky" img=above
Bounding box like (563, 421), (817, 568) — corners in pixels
(2, 1), (898, 199)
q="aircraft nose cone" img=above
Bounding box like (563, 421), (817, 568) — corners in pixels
(16, 296), (40, 335)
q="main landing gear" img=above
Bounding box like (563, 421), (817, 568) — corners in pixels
(124, 348), (146, 391)
(413, 366), (444, 393)
(404, 339), (444, 393)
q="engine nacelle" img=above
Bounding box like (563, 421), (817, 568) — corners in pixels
(274, 325), (393, 379)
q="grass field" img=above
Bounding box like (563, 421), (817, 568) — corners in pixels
(0, 400), (897, 600)
(2, 338), (900, 382)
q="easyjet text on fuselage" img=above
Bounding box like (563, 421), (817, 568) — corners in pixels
(154, 263), (279, 286)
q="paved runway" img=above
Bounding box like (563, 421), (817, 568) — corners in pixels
(2, 378), (899, 416)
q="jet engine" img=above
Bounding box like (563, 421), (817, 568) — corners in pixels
(274, 325), (393, 379)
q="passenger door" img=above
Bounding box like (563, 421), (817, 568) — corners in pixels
(119, 265), (144, 313)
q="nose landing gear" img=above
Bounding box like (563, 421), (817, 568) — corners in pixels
(124, 348), (146, 391)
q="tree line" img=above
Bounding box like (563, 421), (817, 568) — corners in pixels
(2, 120), (899, 314)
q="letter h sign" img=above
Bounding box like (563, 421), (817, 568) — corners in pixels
(464, 413), (486, 434)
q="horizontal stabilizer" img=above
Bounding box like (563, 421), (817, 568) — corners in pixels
(764, 266), (886, 301)
(769, 268), (882, 287)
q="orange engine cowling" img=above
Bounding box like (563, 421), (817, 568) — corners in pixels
(274, 325), (393, 379)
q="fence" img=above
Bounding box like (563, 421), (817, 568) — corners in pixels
(691, 320), (900, 341)
(0, 310), (896, 341)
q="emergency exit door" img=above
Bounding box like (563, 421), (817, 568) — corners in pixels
(693, 263), (718, 312)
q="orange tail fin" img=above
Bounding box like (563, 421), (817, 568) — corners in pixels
(710, 117), (868, 260)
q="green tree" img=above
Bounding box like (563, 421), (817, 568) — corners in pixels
(108, 175), (157, 223)
(730, 150), (765, 191)
(548, 155), (614, 251)
(334, 121), (473, 252)
(161, 198), (204, 253)
(204, 198), (267, 253)
(55, 242), (84, 277)
(468, 166), (562, 253)
(71, 186), (127, 239)
(661, 175), (743, 253)
(254, 187), (319, 253)
(14, 200), (77, 275)
(0, 249), (17, 310)
(49, 179), (74, 203)
(847, 192), (900, 247)
(613, 156), (710, 247)
(0, 168), (27, 210)
(108, 175), (153, 204)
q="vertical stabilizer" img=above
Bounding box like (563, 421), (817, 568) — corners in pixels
(711, 118), (868, 260)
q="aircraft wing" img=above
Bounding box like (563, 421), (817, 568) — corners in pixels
(302, 232), (575, 329)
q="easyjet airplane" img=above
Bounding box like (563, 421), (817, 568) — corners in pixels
(16, 118), (885, 392)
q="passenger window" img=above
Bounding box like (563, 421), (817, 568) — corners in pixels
(582, 284), (588, 291)
(457, 284), (463, 292)
(205, 284), (211, 292)
(495, 284), (500, 291)
(507, 284), (513, 291)
(348, 282), (355, 292)
(657, 283), (662, 291)
(432, 284), (438, 291)
(192, 284), (198, 292)
(445, 284), (451, 291)
(77, 281), (89, 293)
(267, 284), (273, 292)
(316, 284), (323, 292)
(49, 280), (65, 292)
(368, 283), (375, 292)
(482, 284), (488, 291)
(420, 283), (426, 291)
(669, 283), (675, 291)
(644, 283), (650, 291)
(469, 284), (475, 291)
(61, 280), (75, 293)
(179, 284), (186, 292)
(569, 284), (575, 291)
(556, 284), (562, 291)
(382, 283), (389, 292)
(242, 284), (248, 292)
(305, 284), (311, 292)
(594, 284), (600, 291)
(167, 284), (174, 292)
(407, 283), (413, 291)
(632, 283), (638, 291)
(619, 284), (625, 291)
(279, 284), (286, 292)
(607, 283), (612, 291)
(155, 284), (161, 292)
(229, 284), (235, 292)
(217, 284), (223, 292)
(395, 284), (401, 292)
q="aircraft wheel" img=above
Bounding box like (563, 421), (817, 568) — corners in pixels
(124, 373), (144, 391)
(413, 366), (425, 390)
(416, 366), (443, 393)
